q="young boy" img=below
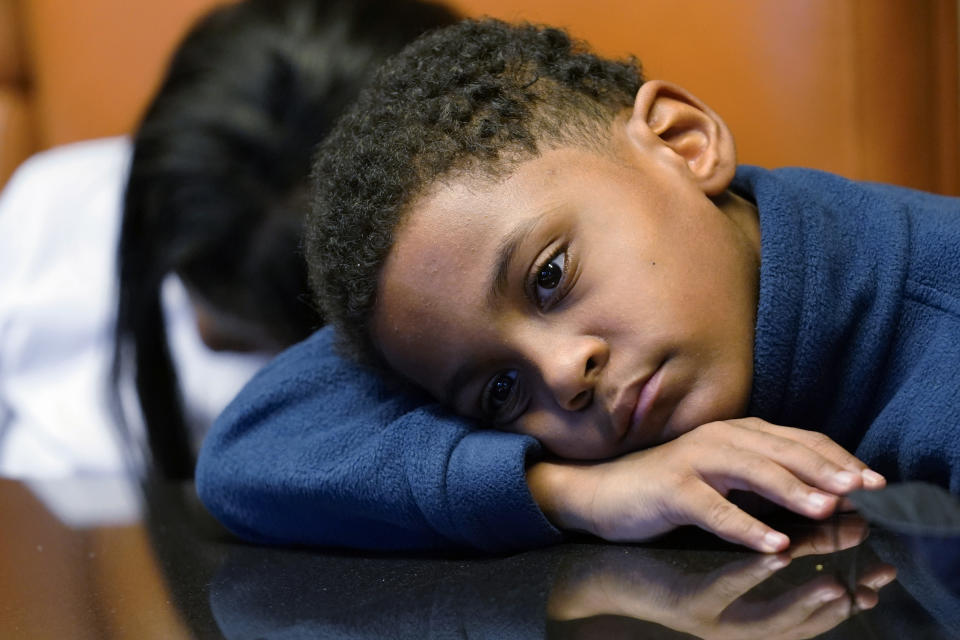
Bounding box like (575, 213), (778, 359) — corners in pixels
(197, 19), (960, 554)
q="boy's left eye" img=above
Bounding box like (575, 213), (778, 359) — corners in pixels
(480, 369), (522, 423)
(531, 250), (567, 308)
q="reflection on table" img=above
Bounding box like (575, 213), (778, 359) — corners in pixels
(1, 477), (959, 639)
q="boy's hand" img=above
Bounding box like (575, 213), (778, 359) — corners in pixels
(527, 418), (886, 552)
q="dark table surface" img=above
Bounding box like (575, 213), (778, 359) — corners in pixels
(2, 476), (959, 639)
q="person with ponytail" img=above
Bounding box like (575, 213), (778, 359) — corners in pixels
(0, 0), (456, 479)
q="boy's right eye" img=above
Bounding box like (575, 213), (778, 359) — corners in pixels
(481, 369), (521, 422)
(529, 248), (569, 310)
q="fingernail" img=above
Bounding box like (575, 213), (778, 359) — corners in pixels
(867, 572), (896, 589)
(861, 469), (885, 487)
(813, 586), (843, 603)
(763, 531), (789, 552)
(833, 470), (857, 488)
(765, 555), (790, 570)
(807, 492), (829, 509)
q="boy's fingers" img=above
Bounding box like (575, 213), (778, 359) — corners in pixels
(836, 497), (856, 512)
(857, 564), (897, 590)
(710, 452), (840, 519)
(740, 420), (886, 489)
(718, 424), (869, 495)
(788, 516), (869, 557)
(676, 481), (790, 553)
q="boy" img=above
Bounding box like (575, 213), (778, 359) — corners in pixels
(197, 20), (960, 553)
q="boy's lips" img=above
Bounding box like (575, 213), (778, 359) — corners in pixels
(613, 364), (666, 447)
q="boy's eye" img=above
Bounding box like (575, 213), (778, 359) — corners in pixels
(537, 254), (563, 289)
(532, 250), (567, 308)
(481, 369), (520, 421)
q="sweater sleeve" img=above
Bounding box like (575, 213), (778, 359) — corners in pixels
(195, 327), (562, 552)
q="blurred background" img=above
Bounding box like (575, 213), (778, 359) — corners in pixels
(0, 3), (958, 638)
(1, 0), (958, 194)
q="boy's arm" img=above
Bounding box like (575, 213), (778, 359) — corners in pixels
(196, 329), (882, 553)
(195, 327), (562, 552)
(527, 418), (885, 552)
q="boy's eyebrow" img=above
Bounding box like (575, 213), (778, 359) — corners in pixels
(441, 215), (543, 409)
(448, 212), (550, 408)
(488, 214), (544, 305)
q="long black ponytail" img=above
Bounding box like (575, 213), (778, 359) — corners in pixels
(113, 0), (458, 479)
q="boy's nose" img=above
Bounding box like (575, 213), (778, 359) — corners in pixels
(531, 334), (609, 412)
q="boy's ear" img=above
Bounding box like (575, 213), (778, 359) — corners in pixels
(625, 80), (736, 196)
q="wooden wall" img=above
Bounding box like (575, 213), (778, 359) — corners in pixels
(2, 0), (957, 193)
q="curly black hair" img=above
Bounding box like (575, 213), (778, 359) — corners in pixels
(308, 18), (644, 365)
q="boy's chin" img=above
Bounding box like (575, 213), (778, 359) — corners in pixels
(665, 384), (752, 443)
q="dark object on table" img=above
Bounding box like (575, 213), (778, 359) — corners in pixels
(849, 481), (960, 633)
(848, 481), (960, 537)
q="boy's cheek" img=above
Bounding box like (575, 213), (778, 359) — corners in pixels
(512, 410), (618, 460)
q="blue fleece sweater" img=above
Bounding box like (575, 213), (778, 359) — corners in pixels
(737, 166), (960, 491)
(196, 166), (960, 550)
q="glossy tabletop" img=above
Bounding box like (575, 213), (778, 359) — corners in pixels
(2, 476), (959, 639)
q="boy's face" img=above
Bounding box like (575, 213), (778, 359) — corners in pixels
(372, 102), (760, 460)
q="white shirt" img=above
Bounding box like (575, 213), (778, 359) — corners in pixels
(0, 137), (270, 479)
